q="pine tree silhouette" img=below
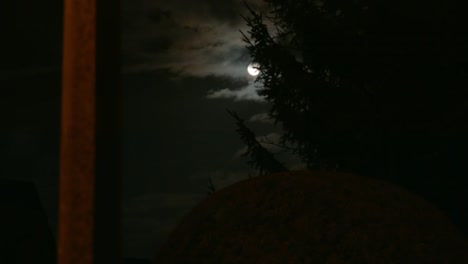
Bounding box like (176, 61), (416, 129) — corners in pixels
(238, 0), (468, 236)
(206, 177), (217, 196)
(227, 109), (288, 176)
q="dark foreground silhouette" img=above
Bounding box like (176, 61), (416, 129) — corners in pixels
(0, 179), (56, 263)
(155, 171), (468, 263)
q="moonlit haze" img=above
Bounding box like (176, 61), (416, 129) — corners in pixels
(247, 62), (260, 76)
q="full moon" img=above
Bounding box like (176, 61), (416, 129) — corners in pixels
(247, 63), (260, 76)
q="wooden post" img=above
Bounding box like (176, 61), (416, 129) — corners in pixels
(58, 0), (121, 263)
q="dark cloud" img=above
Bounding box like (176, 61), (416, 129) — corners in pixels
(147, 7), (172, 23)
(206, 81), (266, 102)
(122, 0), (275, 102)
(248, 112), (274, 124)
(142, 37), (173, 53)
(122, 0), (267, 78)
(204, 0), (244, 22)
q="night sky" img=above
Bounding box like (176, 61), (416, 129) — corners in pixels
(2, 0), (467, 260)
(1, 0), (305, 258)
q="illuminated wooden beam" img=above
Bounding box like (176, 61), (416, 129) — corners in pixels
(58, 0), (121, 263)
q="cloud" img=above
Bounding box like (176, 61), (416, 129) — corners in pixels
(206, 81), (267, 102)
(122, 0), (270, 79)
(121, 0), (284, 102)
(248, 112), (274, 124)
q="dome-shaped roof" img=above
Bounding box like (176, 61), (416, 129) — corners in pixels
(155, 170), (467, 263)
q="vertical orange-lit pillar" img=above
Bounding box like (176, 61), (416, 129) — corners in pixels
(58, 0), (121, 263)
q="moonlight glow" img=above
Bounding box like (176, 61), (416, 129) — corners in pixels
(247, 63), (260, 76)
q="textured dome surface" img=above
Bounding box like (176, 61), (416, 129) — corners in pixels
(154, 170), (467, 263)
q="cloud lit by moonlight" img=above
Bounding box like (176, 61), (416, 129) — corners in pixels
(247, 63), (260, 76)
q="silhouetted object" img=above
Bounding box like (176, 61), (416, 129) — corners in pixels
(239, 0), (467, 236)
(206, 177), (217, 196)
(59, 0), (122, 263)
(242, 0), (468, 171)
(227, 109), (288, 176)
(155, 171), (468, 263)
(0, 179), (56, 264)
